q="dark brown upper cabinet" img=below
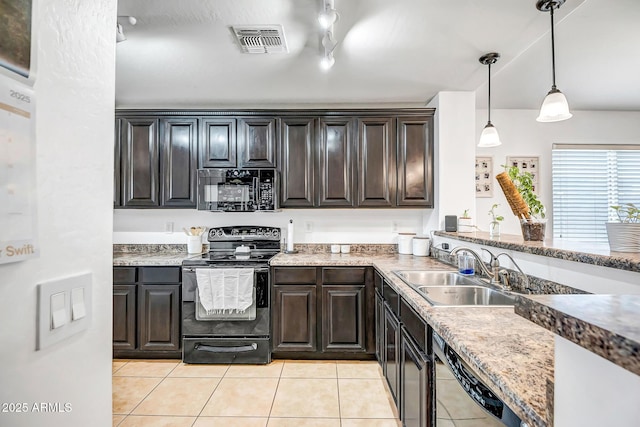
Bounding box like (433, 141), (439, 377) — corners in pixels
(238, 117), (277, 168)
(397, 116), (434, 207)
(357, 117), (396, 207)
(318, 117), (355, 207)
(120, 117), (160, 207)
(161, 118), (197, 207)
(199, 118), (236, 168)
(279, 117), (316, 207)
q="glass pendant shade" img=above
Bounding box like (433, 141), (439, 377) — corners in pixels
(478, 122), (502, 147)
(536, 87), (572, 122)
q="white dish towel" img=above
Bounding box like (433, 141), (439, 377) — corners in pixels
(195, 268), (254, 314)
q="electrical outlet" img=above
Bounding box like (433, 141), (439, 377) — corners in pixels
(165, 221), (174, 233)
(305, 221), (313, 232)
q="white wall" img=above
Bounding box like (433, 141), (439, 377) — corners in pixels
(0, 1), (116, 426)
(475, 109), (640, 235)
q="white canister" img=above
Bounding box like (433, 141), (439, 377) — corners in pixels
(397, 233), (416, 254)
(187, 235), (202, 254)
(412, 236), (431, 257)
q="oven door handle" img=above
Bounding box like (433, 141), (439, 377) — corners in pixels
(194, 343), (258, 353)
(182, 267), (269, 273)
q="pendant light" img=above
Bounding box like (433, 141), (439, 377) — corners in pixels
(478, 52), (501, 148)
(536, 0), (572, 122)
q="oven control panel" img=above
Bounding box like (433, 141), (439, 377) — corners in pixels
(207, 226), (281, 241)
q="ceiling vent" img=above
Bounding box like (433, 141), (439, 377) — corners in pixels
(231, 25), (289, 54)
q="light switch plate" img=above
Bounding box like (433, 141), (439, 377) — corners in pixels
(37, 272), (92, 350)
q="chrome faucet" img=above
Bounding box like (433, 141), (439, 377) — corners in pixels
(449, 247), (530, 291)
(450, 246), (501, 285)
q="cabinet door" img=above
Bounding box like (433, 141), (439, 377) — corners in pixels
(200, 118), (236, 168)
(375, 290), (385, 368)
(114, 119), (122, 207)
(401, 328), (431, 427)
(272, 285), (317, 352)
(279, 117), (315, 207)
(161, 118), (197, 207)
(321, 285), (366, 352)
(357, 117), (396, 207)
(113, 285), (136, 351)
(384, 303), (401, 405)
(121, 118), (160, 207)
(397, 116), (434, 207)
(138, 284), (181, 351)
(318, 117), (354, 207)
(238, 117), (277, 168)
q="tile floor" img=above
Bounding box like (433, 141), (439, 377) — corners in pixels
(113, 359), (401, 427)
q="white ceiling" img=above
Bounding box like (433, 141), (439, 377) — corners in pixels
(115, 0), (640, 111)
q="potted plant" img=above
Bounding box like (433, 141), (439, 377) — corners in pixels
(458, 209), (474, 233)
(606, 203), (640, 252)
(496, 165), (546, 241)
(488, 204), (504, 237)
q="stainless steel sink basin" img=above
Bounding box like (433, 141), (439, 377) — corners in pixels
(392, 270), (516, 306)
(416, 286), (516, 307)
(393, 270), (484, 287)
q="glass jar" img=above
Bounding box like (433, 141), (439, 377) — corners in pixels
(489, 221), (501, 237)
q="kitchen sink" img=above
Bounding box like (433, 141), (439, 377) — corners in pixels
(415, 286), (516, 307)
(393, 270), (484, 287)
(392, 270), (516, 306)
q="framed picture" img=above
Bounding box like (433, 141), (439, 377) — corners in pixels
(507, 156), (539, 193)
(475, 156), (493, 198)
(0, 0), (33, 78)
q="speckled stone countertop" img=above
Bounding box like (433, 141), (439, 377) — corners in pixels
(435, 230), (640, 273)
(272, 252), (555, 427)
(113, 244), (203, 266)
(516, 294), (640, 377)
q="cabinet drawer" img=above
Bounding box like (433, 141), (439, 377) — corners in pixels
(383, 280), (399, 316)
(322, 267), (366, 284)
(140, 267), (181, 284)
(400, 297), (427, 351)
(113, 267), (137, 284)
(273, 267), (317, 284)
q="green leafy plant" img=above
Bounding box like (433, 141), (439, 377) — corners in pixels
(506, 165), (545, 219)
(611, 203), (640, 223)
(461, 209), (471, 218)
(488, 204), (504, 222)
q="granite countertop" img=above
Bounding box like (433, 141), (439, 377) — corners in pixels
(516, 294), (640, 377)
(435, 230), (640, 273)
(113, 244), (203, 266)
(273, 252), (554, 427)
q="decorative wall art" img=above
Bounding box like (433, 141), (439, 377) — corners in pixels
(475, 156), (493, 198)
(507, 156), (540, 193)
(0, 0), (32, 78)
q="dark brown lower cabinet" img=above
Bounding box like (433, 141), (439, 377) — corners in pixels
(375, 289), (385, 369)
(138, 284), (181, 351)
(113, 266), (182, 358)
(384, 302), (401, 404)
(271, 266), (374, 358)
(272, 285), (317, 352)
(401, 328), (431, 427)
(113, 285), (136, 351)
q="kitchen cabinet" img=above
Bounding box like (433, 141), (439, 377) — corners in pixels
(279, 117), (315, 207)
(376, 271), (434, 427)
(318, 117), (355, 207)
(199, 117), (236, 168)
(117, 116), (197, 208)
(271, 266), (374, 358)
(357, 117), (396, 207)
(113, 266), (182, 358)
(238, 117), (277, 168)
(397, 116), (434, 207)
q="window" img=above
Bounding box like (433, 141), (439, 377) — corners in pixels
(552, 145), (640, 242)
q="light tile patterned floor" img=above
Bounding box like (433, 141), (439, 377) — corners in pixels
(113, 359), (401, 427)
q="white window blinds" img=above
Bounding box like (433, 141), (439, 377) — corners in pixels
(552, 145), (640, 242)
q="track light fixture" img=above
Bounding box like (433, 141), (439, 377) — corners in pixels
(319, 0), (338, 70)
(536, 0), (572, 122)
(478, 52), (502, 148)
(116, 15), (137, 43)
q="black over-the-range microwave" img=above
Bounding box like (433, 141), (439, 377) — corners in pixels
(196, 169), (278, 212)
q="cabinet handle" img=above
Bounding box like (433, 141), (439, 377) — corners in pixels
(194, 343), (258, 353)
